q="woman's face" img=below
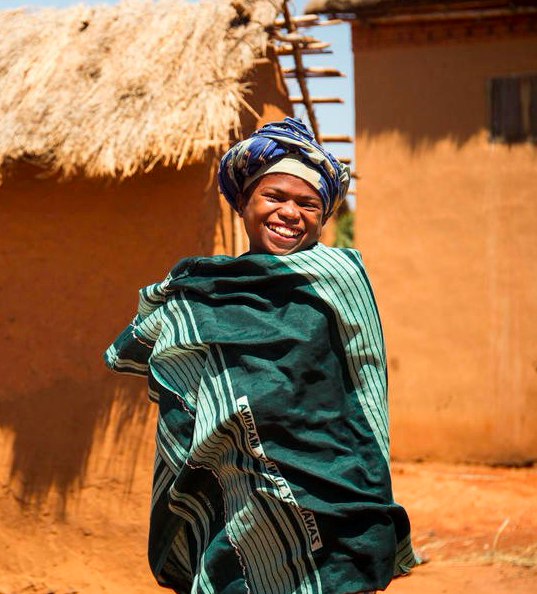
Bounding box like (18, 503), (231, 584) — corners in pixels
(237, 173), (325, 256)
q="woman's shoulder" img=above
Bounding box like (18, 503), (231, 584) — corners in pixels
(283, 242), (366, 272)
(168, 253), (235, 278)
(162, 246), (368, 292)
(314, 242), (363, 261)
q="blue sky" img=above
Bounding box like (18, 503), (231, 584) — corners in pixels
(1, 0), (355, 192)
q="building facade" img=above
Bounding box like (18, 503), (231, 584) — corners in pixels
(308, 0), (537, 463)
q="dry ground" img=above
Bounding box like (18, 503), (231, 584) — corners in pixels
(0, 461), (535, 594)
(388, 462), (537, 593)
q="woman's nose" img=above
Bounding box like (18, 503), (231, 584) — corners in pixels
(279, 200), (300, 221)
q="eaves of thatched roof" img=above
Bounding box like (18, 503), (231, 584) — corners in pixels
(0, 0), (282, 181)
(304, 0), (537, 18)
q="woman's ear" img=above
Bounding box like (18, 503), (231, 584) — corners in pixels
(235, 192), (245, 217)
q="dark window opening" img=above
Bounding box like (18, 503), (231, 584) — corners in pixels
(489, 74), (537, 143)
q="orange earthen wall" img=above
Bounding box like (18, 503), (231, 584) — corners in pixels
(0, 163), (222, 512)
(352, 26), (537, 463)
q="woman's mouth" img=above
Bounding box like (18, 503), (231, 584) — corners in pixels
(266, 223), (303, 239)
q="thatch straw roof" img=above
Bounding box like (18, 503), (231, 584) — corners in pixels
(0, 0), (282, 181)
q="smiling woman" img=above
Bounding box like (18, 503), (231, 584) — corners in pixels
(105, 117), (418, 594)
(237, 172), (325, 255)
(219, 117), (349, 256)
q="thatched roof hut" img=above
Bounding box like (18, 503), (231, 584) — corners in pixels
(0, 4), (291, 573)
(0, 0), (283, 181)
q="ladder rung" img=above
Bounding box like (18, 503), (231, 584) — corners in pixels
(276, 47), (332, 56)
(273, 16), (343, 28)
(274, 32), (319, 44)
(319, 134), (353, 143)
(273, 14), (320, 27)
(289, 96), (344, 104)
(283, 66), (345, 78)
(277, 41), (331, 51)
(299, 19), (344, 28)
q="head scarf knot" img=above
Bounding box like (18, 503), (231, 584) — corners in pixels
(217, 117), (351, 218)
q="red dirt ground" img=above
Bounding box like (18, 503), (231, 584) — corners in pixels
(0, 461), (535, 594)
(388, 462), (537, 593)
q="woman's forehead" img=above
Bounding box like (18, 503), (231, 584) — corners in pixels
(252, 173), (322, 200)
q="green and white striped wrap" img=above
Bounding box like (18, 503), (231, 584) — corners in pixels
(105, 243), (417, 594)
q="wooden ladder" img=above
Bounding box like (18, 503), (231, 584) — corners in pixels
(270, 1), (356, 195)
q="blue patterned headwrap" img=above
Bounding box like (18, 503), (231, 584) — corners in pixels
(217, 117), (351, 218)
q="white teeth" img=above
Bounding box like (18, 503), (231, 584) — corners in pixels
(268, 224), (301, 238)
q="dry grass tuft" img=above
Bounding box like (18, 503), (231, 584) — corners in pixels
(0, 0), (282, 180)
